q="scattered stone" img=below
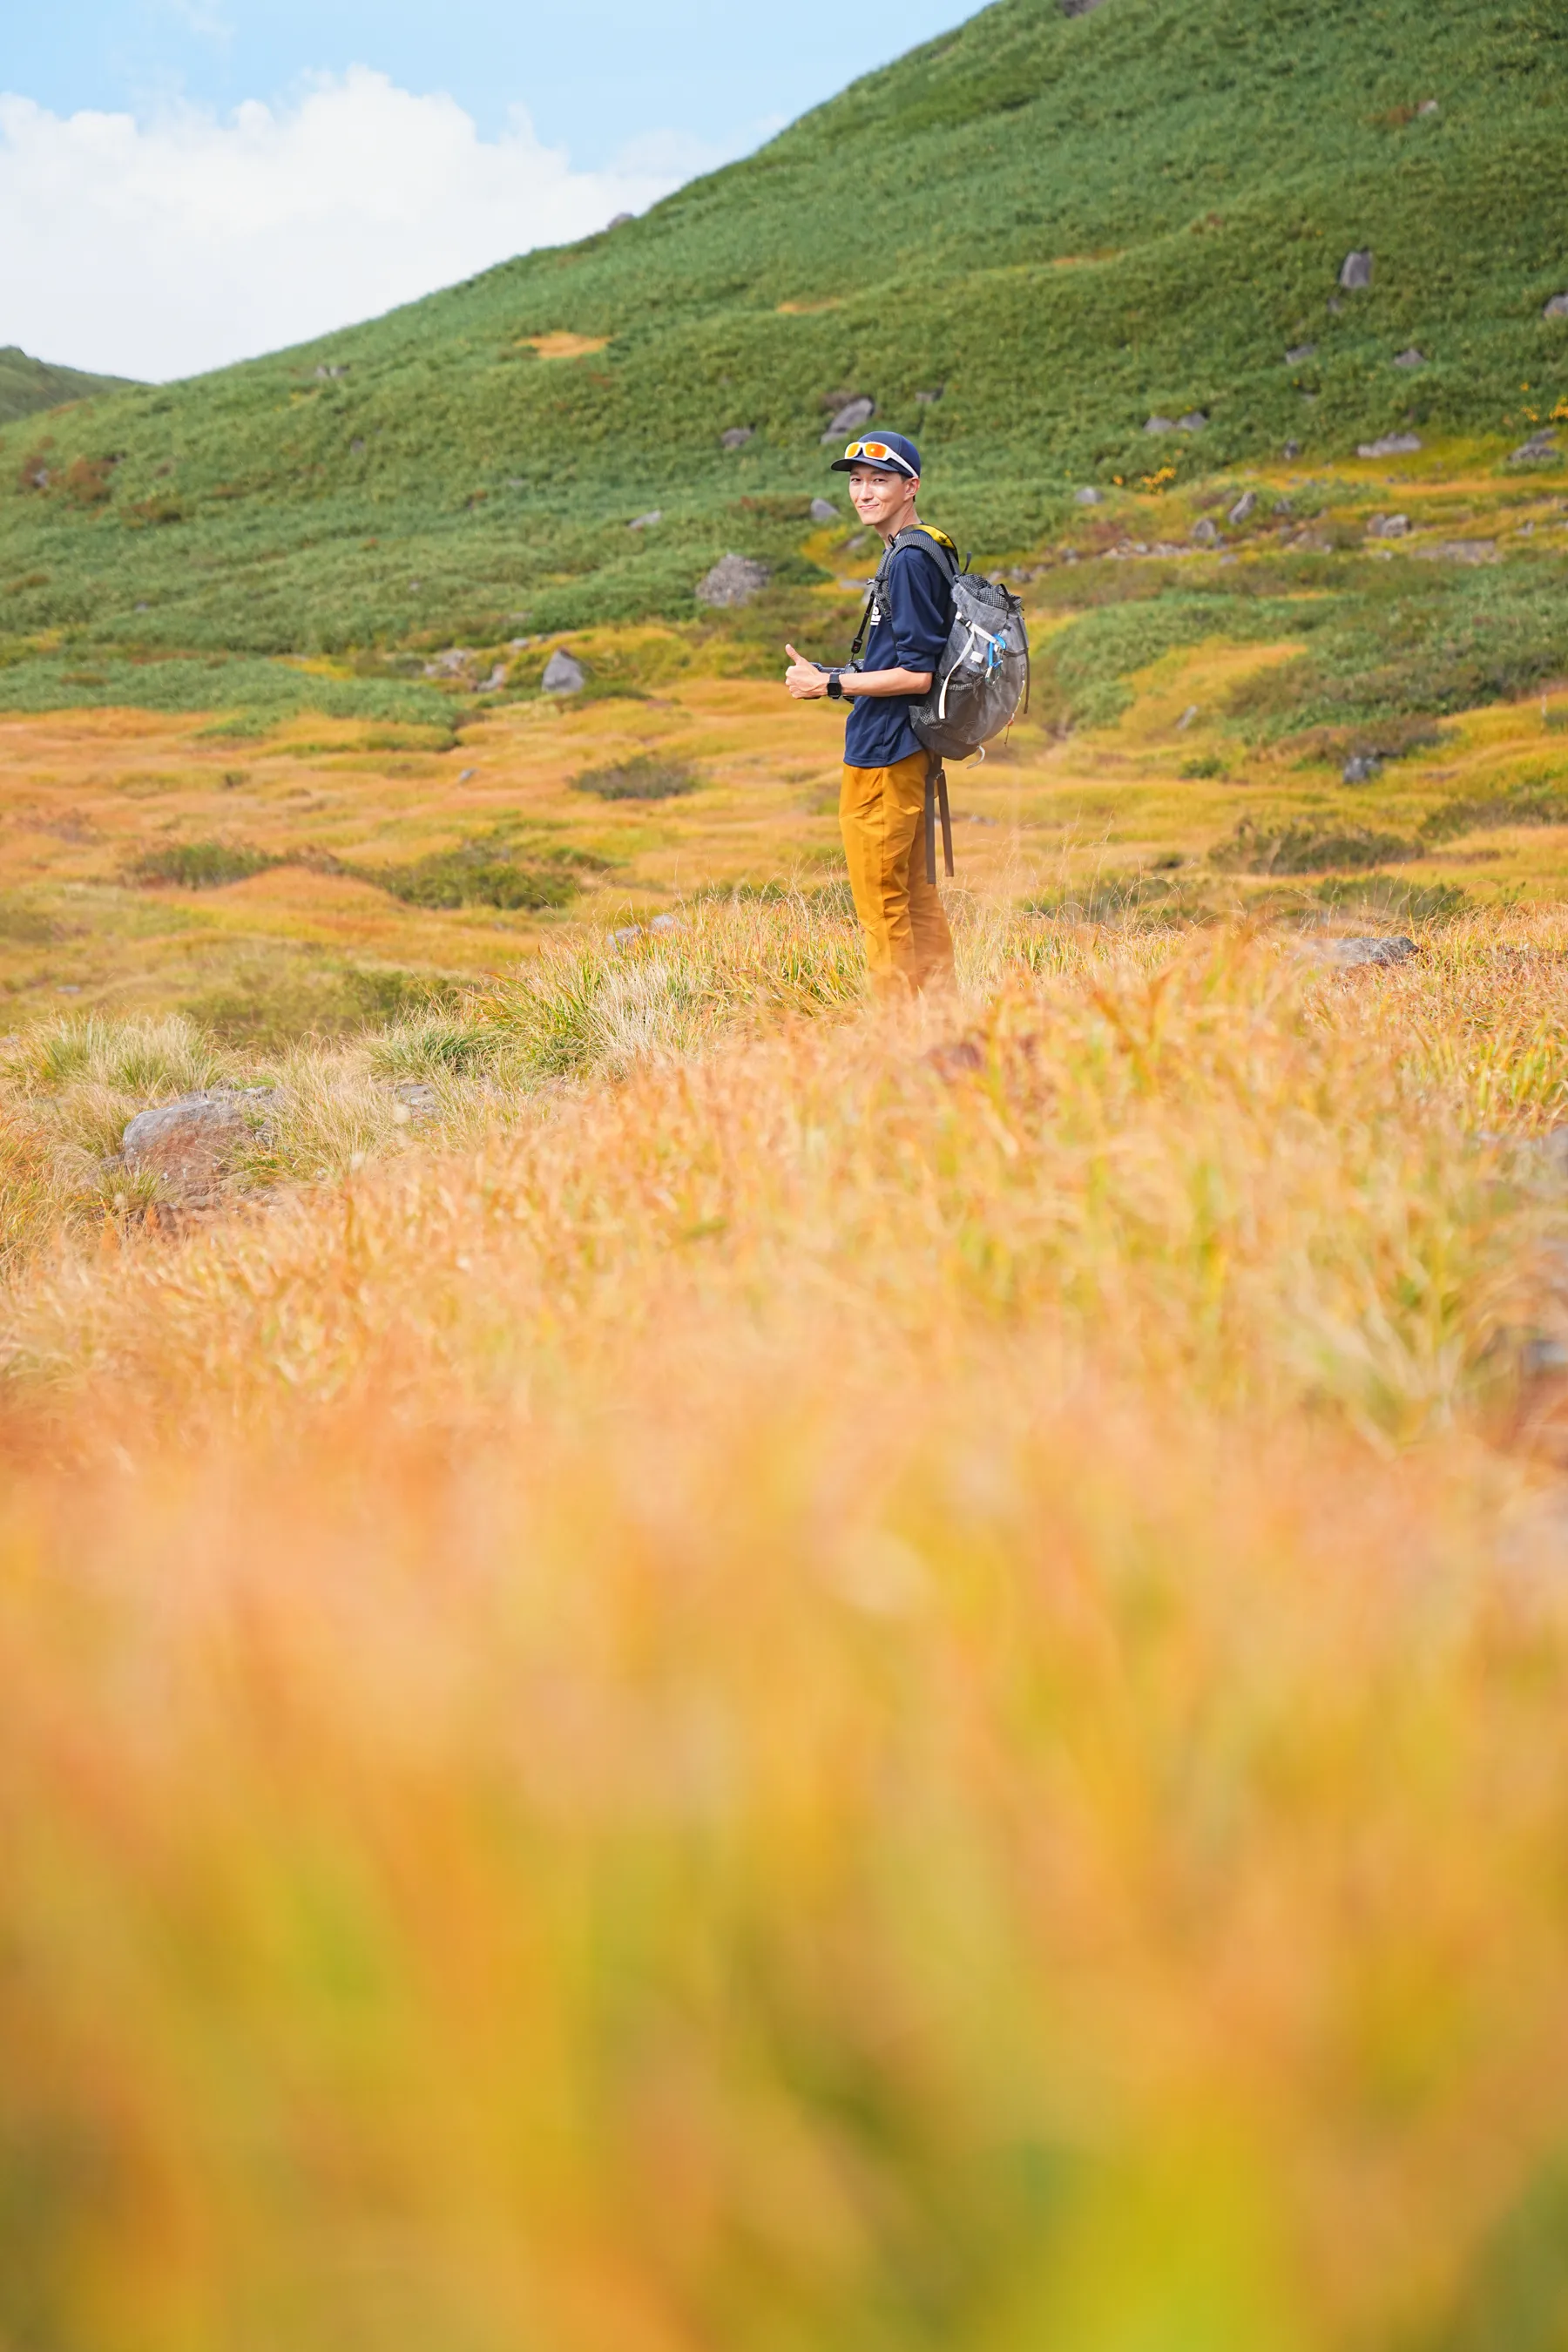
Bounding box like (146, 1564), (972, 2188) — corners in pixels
(423, 646), (476, 678)
(1176, 705), (1200, 730)
(696, 553), (773, 608)
(1075, 486), (1105, 505)
(1227, 490), (1258, 524)
(542, 649), (586, 694)
(350, 436), (365, 454)
(1339, 249), (1374, 291)
(1357, 431), (1423, 458)
(720, 426), (755, 450)
(809, 497), (838, 522)
(1273, 496), (1295, 514)
(611, 925), (643, 949)
(122, 1090), (275, 1194)
(1342, 753), (1382, 784)
(1326, 296), (1345, 315)
(1413, 539), (1500, 564)
(1177, 410), (1208, 433)
(1543, 294), (1568, 320)
(476, 664), (508, 693)
(1509, 429), (1559, 465)
(607, 212), (635, 229)
(649, 912), (679, 933)
(821, 395), (875, 443)
(1394, 347), (1427, 368)
(458, 768), (477, 781)
(628, 510), (663, 529)
(391, 1083), (440, 1122)
(1418, 98), (1440, 115)
(1059, 0), (1109, 13)
(314, 363), (348, 380)
(1282, 442), (1301, 460)
(1366, 512), (1410, 537)
(1144, 416), (1176, 436)
(1286, 343), (1317, 364)
(915, 387), (945, 404)
(1324, 935), (1418, 969)
(1190, 517), (1220, 544)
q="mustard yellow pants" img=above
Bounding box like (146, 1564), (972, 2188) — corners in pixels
(840, 749), (956, 996)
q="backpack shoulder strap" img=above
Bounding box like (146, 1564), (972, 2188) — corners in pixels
(888, 523), (960, 578)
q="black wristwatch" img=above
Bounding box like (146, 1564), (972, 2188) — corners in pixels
(826, 669), (844, 700)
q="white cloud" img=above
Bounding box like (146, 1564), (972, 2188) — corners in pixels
(0, 70), (707, 383)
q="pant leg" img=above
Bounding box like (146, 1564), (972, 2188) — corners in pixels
(839, 751), (954, 995)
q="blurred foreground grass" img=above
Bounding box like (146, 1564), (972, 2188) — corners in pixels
(6, 897), (1568, 2349)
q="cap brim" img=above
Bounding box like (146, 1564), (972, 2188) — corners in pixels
(828, 456), (916, 476)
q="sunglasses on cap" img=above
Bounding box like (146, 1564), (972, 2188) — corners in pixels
(843, 440), (917, 476)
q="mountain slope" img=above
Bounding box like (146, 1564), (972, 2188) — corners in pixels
(0, 346), (138, 426)
(1, 0), (1565, 664)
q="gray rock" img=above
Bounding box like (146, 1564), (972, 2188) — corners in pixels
(1227, 490), (1258, 524)
(541, 649), (585, 695)
(914, 387), (944, 404)
(1342, 754), (1382, 784)
(1059, 0), (1109, 13)
(1543, 294), (1568, 321)
(391, 1083), (441, 1122)
(1326, 935), (1418, 968)
(627, 510), (662, 530)
(1357, 431), (1423, 458)
(1394, 347), (1427, 368)
(720, 426), (755, 451)
(122, 1090), (275, 1191)
(1418, 98), (1440, 115)
(1413, 539), (1499, 564)
(1177, 410), (1208, 433)
(1339, 249), (1374, 291)
(1508, 429), (1559, 465)
(1282, 442), (1301, 460)
(611, 926), (643, 950)
(349, 436), (365, 454)
(1075, 486), (1105, 505)
(1176, 705), (1200, 730)
(1273, 497), (1295, 514)
(1144, 416), (1175, 435)
(809, 497), (838, 522)
(649, 912), (679, 933)
(1326, 296), (1345, 316)
(1286, 343), (1317, 364)
(821, 396), (875, 443)
(1190, 517), (1220, 545)
(696, 553), (773, 609)
(1366, 512), (1410, 537)
(314, 363), (348, 380)
(607, 212), (635, 229)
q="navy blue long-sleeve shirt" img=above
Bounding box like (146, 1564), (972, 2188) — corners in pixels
(843, 537), (952, 768)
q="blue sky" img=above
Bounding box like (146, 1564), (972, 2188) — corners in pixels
(9, 0), (972, 172)
(2, 1), (974, 378)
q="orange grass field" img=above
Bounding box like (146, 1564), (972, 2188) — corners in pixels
(10, 586), (1568, 2342)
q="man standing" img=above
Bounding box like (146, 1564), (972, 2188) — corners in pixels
(785, 431), (955, 995)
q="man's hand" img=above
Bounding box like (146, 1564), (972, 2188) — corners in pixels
(784, 644), (831, 700)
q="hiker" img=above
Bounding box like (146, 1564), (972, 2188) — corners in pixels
(785, 431), (957, 995)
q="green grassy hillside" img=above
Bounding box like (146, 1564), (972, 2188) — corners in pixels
(1, 0), (1565, 681)
(0, 345), (137, 426)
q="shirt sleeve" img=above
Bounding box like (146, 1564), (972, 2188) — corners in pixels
(883, 545), (952, 673)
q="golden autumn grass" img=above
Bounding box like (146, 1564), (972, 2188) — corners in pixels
(9, 891), (1568, 2349)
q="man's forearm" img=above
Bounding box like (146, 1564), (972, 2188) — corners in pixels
(841, 666), (933, 698)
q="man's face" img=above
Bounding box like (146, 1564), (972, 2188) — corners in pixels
(848, 463), (918, 531)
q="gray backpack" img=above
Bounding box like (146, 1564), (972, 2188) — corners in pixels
(849, 525), (1031, 879)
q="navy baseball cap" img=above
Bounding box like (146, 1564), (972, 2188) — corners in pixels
(829, 429), (922, 479)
